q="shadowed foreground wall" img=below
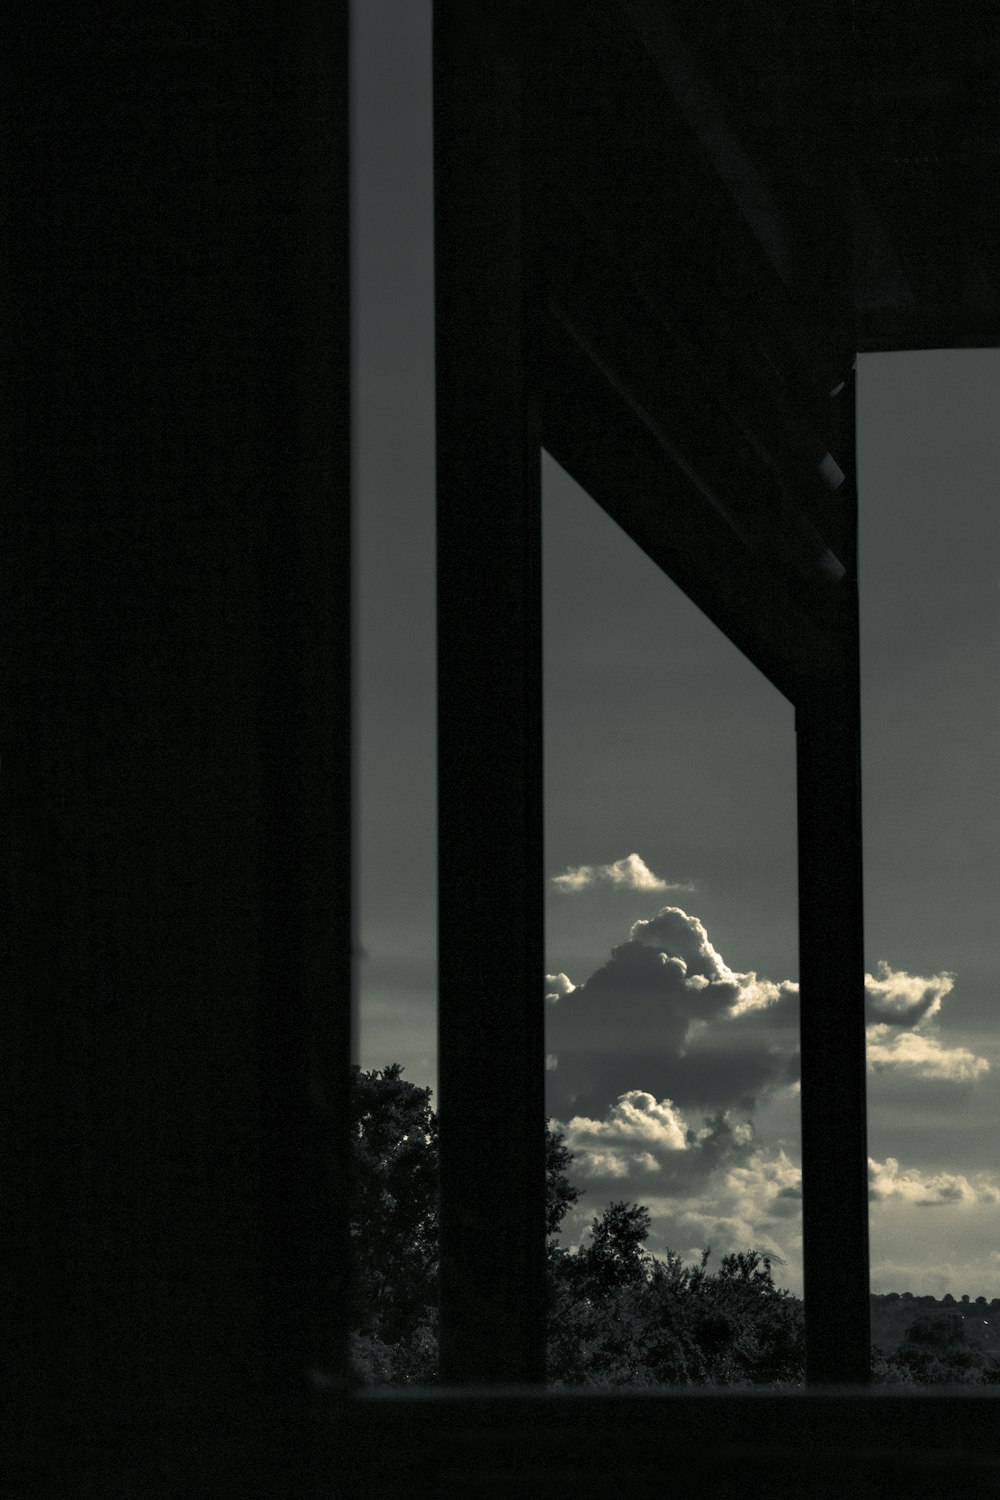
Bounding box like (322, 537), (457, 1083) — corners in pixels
(1, 6), (350, 1495)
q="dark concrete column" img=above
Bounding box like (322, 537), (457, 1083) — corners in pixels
(797, 372), (871, 1385)
(434, 3), (547, 1384)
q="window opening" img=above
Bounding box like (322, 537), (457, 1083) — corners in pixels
(860, 349), (1000, 1383)
(543, 455), (803, 1386)
(350, 0), (439, 1385)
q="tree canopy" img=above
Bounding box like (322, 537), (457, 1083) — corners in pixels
(349, 1063), (438, 1352)
(547, 1207), (805, 1388)
(348, 1063), (581, 1383)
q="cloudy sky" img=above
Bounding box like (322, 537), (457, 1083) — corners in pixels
(352, 1), (1000, 1299)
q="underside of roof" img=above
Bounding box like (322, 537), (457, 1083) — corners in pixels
(534, 0), (999, 697)
(659, 0), (1000, 354)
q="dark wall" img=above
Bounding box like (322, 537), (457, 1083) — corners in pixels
(1, 7), (350, 1494)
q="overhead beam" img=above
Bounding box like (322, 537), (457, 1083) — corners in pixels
(540, 189), (851, 616)
(540, 310), (835, 706)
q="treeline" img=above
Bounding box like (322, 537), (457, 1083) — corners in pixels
(350, 1065), (1000, 1387)
(871, 1292), (1000, 1377)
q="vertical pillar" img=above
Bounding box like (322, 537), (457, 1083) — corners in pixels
(258, 0), (353, 1487)
(797, 372), (871, 1385)
(434, 3), (547, 1383)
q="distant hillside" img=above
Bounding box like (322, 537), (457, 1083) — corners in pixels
(870, 1293), (1000, 1357)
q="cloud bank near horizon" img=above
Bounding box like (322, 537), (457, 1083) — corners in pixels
(546, 900), (994, 1289)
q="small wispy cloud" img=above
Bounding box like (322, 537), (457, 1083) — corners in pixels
(545, 972), (576, 1003)
(551, 853), (692, 894)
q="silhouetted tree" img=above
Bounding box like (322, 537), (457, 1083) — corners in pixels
(570, 1201), (656, 1294)
(547, 1208), (805, 1388)
(350, 1064), (581, 1383)
(545, 1127), (582, 1235)
(349, 1063), (438, 1346)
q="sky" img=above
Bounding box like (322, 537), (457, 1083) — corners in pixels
(351, 0), (1000, 1299)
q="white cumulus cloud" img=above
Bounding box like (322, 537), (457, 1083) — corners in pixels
(570, 1148), (662, 1179)
(551, 853), (691, 893)
(552, 1090), (759, 1210)
(564, 1090), (690, 1155)
(629, 907), (797, 1018)
(545, 905), (799, 1119)
(629, 1143), (804, 1282)
(865, 960), (954, 1028)
(868, 1156), (1000, 1208)
(866, 1025), (989, 1081)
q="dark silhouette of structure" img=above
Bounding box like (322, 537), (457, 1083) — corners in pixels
(5, 2), (1000, 1495)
